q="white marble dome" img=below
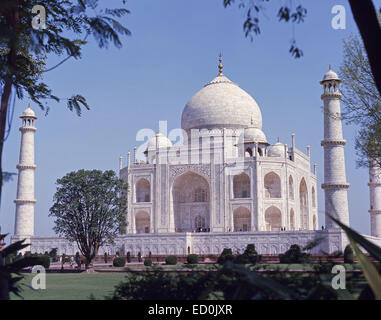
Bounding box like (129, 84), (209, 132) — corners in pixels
(146, 133), (172, 151)
(321, 67), (340, 82)
(181, 74), (262, 132)
(21, 106), (36, 118)
(239, 126), (268, 145)
(268, 142), (286, 157)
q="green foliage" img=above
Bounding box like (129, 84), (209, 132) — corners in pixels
(222, 0), (306, 58)
(0, 235), (42, 299)
(144, 258), (152, 267)
(0, 0), (131, 113)
(110, 218), (381, 301)
(217, 248), (234, 265)
(344, 245), (355, 264)
(109, 261), (343, 300)
(330, 216), (381, 299)
(339, 34), (381, 168)
(48, 248), (58, 262)
(104, 252), (108, 264)
(234, 244), (260, 264)
(113, 257), (126, 267)
(137, 252), (142, 263)
(49, 170), (127, 268)
(0, 0), (131, 196)
(75, 252), (81, 266)
(279, 244), (310, 264)
(165, 255), (178, 265)
(187, 254), (199, 265)
(126, 252), (131, 263)
(31, 254), (50, 269)
(61, 253), (66, 267)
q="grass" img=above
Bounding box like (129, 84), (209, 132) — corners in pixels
(9, 263), (369, 300)
(10, 273), (127, 300)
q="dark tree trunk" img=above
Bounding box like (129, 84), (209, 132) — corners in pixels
(0, 0), (19, 205)
(348, 0), (381, 96)
(0, 78), (13, 203)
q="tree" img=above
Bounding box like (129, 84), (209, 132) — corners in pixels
(339, 34), (381, 168)
(0, 0), (130, 202)
(223, 1), (381, 96)
(49, 170), (127, 269)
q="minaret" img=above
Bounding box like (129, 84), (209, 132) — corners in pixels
(368, 158), (381, 237)
(13, 106), (37, 243)
(320, 66), (350, 228)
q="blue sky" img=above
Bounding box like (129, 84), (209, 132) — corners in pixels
(1, 0), (379, 237)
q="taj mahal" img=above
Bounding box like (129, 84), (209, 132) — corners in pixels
(10, 57), (381, 256)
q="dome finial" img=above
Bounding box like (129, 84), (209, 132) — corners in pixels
(329, 64), (332, 70)
(218, 53), (223, 76)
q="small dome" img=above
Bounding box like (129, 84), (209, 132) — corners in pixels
(146, 133), (172, 151)
(21, 106), (36, 118)
(268, 142), (286, 157)
(239, 127), (268, 145)
(321, 66), (341, 83)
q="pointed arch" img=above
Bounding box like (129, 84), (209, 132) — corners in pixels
(136, 178), (150, 202)
(172, 171), (210, 232)
(290, 208), (295, 230)
(299, 178), (309, 229)
(265, 206), (282, 231)
(289, 175), (294, 200)
(312, 186), (316, 208)
(264, 172), (281, 198)
(135, 211), (150, 234)
(233, 173), (250, 198)
(233, 207), (251, 232)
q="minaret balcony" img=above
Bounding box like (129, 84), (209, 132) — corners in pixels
(321, 92), (342, 99)
(14, 199), (37, 204)
(16, 164), (37, 169)
(19, 126), (37, 132)
(321, 183), (350, 189)
(321, 140), (346, 147)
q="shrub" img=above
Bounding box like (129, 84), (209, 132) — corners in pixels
(104, 252), (108, 263)
(32, 254), (50, 269)
(217, 248), (234, 265)
(144, 258), (152, 266)
(138, 252), (142, 262)
(61, 253), (66, 266)
(165, 255), (178, 265)
(279, 244), (310, 264)
(187, 254), (199, 264)
(75, 252), (81, 265)
(127, 252), (131, 263)
(113, 257), (126, 267)
(81, 257), (88, 265)
(48, 248), (58, 262)
(344, 244), (354, 264)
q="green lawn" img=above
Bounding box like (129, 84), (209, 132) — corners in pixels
(11, 273), (127, 300)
